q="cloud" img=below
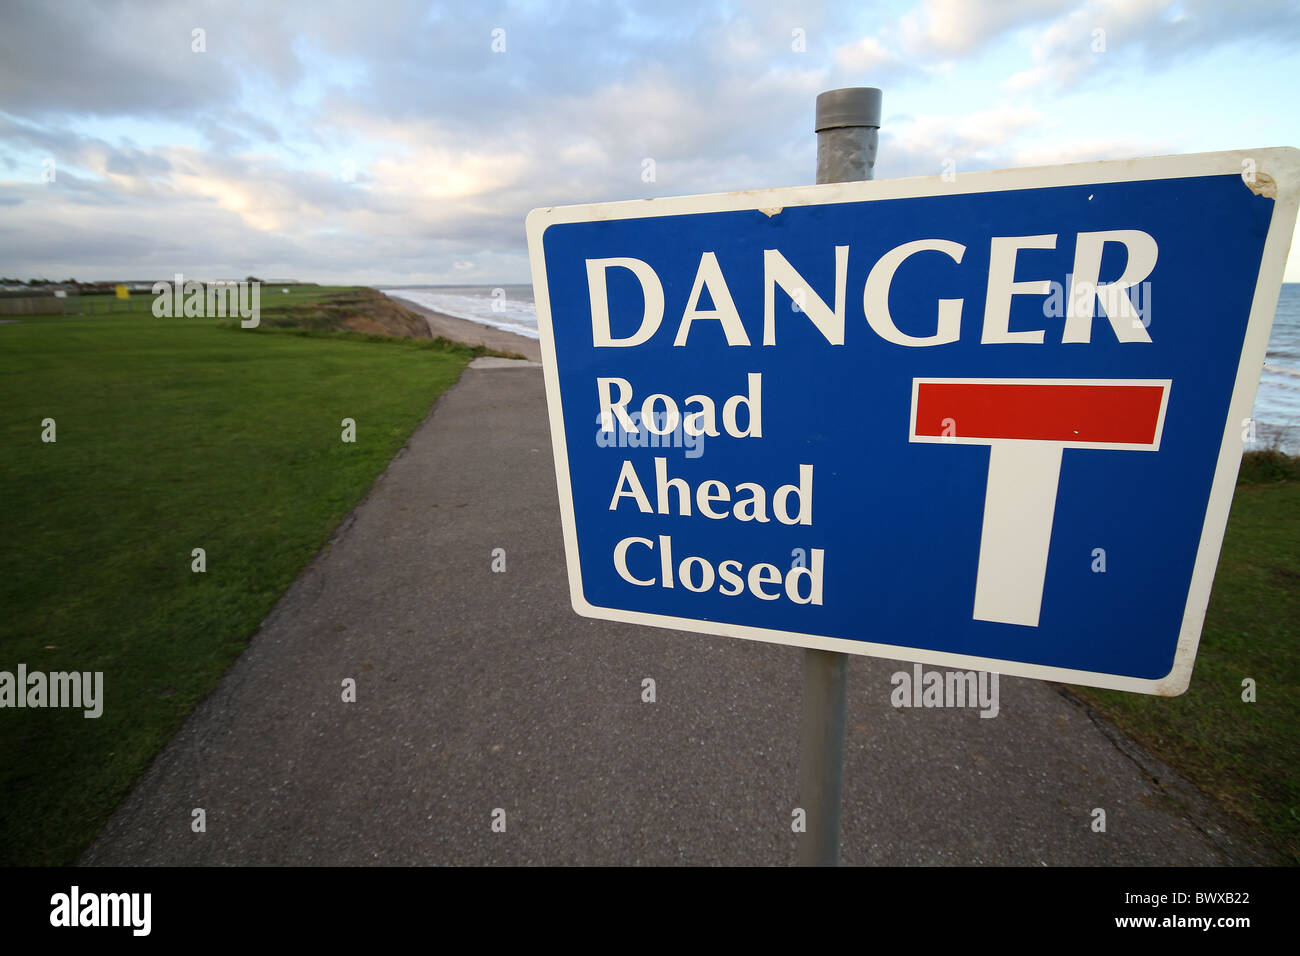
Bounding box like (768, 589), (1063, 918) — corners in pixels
(873, 105), (1046, 178)
(1005, 0), (1300, 94)
(834, 36), (904, 76)
(1, 0), (859, 280)
(832, 0), (1076, 81)
(2, 1), (1298, 282)
(1010, 134), (1178, 166)
(832, 0), (1300, 102)
(0, 1), (305, 118)
(896, 0), (1077, 58)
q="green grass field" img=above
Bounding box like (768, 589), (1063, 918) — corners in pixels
(0, 288), (478, 864)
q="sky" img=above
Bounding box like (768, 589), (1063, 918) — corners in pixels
(2, 0), (1299, 284)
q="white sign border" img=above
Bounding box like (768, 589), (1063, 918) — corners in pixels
(525, 147), (1300, 696)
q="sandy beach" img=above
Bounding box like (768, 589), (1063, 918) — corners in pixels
(385, 293), (542, 363)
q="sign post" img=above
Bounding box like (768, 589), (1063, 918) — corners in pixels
(526, 125), (1298, 860)
(797, 87), (882, 867)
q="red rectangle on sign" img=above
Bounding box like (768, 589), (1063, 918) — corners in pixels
(914, 381), (1167, 444)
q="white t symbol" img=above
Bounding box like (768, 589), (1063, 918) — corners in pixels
(910, 378), (1171, 627)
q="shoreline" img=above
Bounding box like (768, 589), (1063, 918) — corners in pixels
(384, 293), (542, 363)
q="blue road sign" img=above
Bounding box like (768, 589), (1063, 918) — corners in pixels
(526, 149), (1298, 694)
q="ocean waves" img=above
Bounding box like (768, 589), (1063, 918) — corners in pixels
(381, 286), (539, 340)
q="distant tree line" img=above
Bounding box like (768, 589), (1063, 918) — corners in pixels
(3, 279), (135, 292)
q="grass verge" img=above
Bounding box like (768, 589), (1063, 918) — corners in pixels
(0, 291), (472, 864)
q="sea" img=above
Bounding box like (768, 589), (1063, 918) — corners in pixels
(383, 285), (540, 341)
(382, 283), (1300, 454)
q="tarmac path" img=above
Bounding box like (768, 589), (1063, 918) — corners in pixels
(83, 363), (1264, 865)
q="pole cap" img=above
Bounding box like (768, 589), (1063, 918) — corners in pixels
(815, 87), (882, 132)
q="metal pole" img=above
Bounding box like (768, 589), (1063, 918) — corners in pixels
(814, 87), (881, 186)
(797, 87), (881, 867)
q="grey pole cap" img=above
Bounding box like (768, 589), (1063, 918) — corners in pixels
(815, 87), (882, 132)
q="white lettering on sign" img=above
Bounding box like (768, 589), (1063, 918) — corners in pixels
(613, 535), (825, 605)
(763, 246), (848, 345)
(608, 457), (813, 525)
(1064, 230), (1158, 344)
(864, 238), (966, 346)
(676, 252), (750, 346)
(981, 234), (1056, 344)
(597, 372), (762, 439)
(585, 231), (1158, 348)
(587, 257), (665, 347)
(583, 230), (1160, 619)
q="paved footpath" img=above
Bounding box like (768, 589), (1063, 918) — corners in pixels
(84, 363), (1264, 865)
